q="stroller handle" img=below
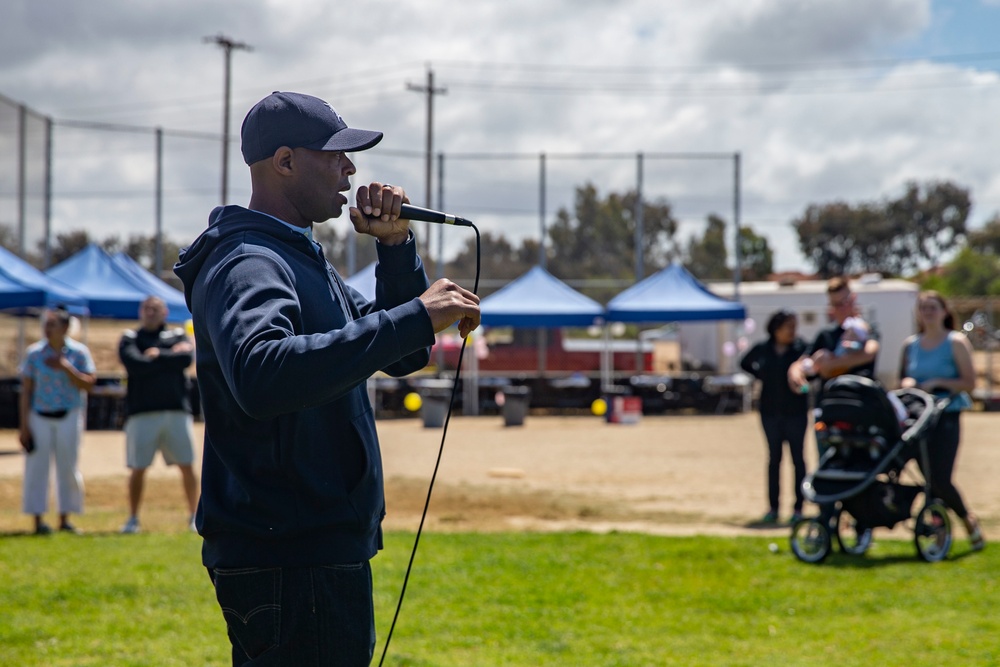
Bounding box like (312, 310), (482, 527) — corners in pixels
(893, 387), (952, 443)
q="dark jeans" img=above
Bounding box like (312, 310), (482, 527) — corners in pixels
(209, 562), (375, 667)
(760, 412), (808, 514)
(919, 412), (969, 519)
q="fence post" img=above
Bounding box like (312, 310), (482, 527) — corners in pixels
(17, 104), (26, 256)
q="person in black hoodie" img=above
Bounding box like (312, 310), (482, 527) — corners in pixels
(174, 91), (480, 667)
(740, 309), (809, 525)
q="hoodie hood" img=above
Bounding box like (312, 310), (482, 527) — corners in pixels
(174, 205), (314, 308)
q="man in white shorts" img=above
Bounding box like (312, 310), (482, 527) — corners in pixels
(118, 296), (198, 533)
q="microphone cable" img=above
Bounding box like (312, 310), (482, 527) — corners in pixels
(378, 221), (480, 666)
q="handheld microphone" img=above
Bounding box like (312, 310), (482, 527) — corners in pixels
(399, 203), (473, 227)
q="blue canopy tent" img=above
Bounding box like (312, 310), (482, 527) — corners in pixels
(604, 264), (748, 404)
(458, 266), (606, 414)
(343, 261), (377, 302)
(0, 245), (87, 313)
(481, 266), (604, 327)
(110, 252), (191, 322)
(343, 263), (606, 327)
(0, 248), (87, 401)
(605, 264), (746, 323)
(46, 244), (190, 322)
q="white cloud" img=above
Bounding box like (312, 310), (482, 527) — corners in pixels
(699, 0), (931, 65)
(1, 0), (998, 274)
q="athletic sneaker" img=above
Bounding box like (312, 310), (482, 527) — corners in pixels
(121, 516), (140, 534)
(761, 511), (779, 524)
(970, 527), (986, 552)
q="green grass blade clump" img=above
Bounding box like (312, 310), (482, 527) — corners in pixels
(1, 531), (997, 666)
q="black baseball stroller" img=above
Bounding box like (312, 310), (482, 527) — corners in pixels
(790, 375), (953, 563)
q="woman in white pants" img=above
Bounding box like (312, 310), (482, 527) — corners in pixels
(18, 307), (96, 535)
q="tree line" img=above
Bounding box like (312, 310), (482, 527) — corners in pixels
(3, 177), (998, 297)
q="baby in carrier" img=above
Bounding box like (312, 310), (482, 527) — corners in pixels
(805, 316), (908, 425)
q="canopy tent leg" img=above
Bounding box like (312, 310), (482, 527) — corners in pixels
(600, 323), (612, 394)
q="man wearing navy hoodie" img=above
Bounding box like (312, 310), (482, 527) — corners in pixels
(174, 91), (480, 666)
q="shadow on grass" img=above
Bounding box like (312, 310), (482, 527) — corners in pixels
(0, 529), (36, 538)
(810, 545), (980, 569)
(742, 519), (793, 531)
(0, 529), (136, 539)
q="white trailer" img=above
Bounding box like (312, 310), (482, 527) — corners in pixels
(678, 275), (919, 387)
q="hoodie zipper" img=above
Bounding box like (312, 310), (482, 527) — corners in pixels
(311, 242), (354, 322)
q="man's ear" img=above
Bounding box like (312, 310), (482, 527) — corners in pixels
(272, 147), (294, 175)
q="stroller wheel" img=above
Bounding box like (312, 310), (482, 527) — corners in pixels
(835, 509), (873, 556)
(914, 500), (952, 562)
(790, 518), (831, 563)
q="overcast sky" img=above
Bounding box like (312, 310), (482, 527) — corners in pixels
(1, 0), (999, 275)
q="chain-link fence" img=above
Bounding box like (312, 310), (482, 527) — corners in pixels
(1, 90), (746, 402)
(0, 94), (49, 260)
(2, 90), (742, 281)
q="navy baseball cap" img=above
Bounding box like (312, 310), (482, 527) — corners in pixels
(240, 91), (383, 165)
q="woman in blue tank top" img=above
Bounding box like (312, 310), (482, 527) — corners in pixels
(900, 291), (984, 552)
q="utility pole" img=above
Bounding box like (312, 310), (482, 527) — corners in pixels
(539, 152), (547, 268)
(204, 34), (252, 206)
(635, 152), (644, 281)
(733, 151), (741, 301)
(16, 104), (26, 257)
(155, 128), (163, 276)
(43, 117), (52, 268)
(407, 66), (446, 246)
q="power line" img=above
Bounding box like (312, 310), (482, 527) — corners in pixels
(54, 118), (223, 140)
(18, 188), (220, 200)
(436, 50), (1000, 75)
(23, 49), (1000, 123)
(445, 75), (998, 98)
(55, 62), (421, 117)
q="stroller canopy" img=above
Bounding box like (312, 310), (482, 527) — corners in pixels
(818, 375), (902, 442)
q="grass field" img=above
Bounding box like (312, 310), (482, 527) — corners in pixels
(0, 529), (996, 666)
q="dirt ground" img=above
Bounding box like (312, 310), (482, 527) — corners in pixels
(1, 411), (998, 541)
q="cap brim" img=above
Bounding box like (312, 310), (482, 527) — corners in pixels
(309, 128), (383, 153)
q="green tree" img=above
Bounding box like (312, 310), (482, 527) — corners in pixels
(929, 247), (1000, 296)
(545, 184), (678, 283)
(448, 232), (537, 296)
(737, 225), (773, 281)
(102, 234), (184, 277)
(0, 223), (18, 254)
(792, 201), (880, 278)
(313, 223), (378, 278)
(42, 230), (92, 266)
(883, 180), (970, 272)
(966, 214), (1000, 256)
(793, 180), (970, 278)
(685, 214), (729, 280)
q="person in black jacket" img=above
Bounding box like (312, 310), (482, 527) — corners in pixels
(118, 295), (198, 534)
(786, 276), (881, 527)
(740, 309), (809, 524)
(788, 276), (880, 393)
(174, 91), (480, 666)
